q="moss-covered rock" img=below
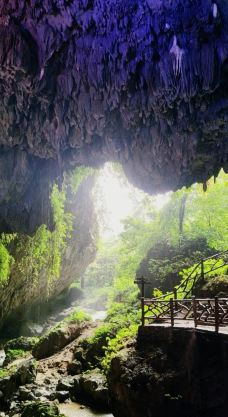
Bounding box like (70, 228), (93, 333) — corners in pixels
(4, 336), (39, 352)
(32, 311), (91, 359)
(21, 401), (66, 417)
(3, 348), (29, 366)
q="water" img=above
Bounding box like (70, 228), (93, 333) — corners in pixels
(59, 402), (113, 417)
(0, 350), (5, 367)
(88, 310), (106, 322)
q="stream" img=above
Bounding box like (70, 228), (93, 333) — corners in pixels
(59, 403), (113, 417)
(0, 303), (111, 416)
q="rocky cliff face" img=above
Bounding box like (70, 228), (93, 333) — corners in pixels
(0, 0), (227, 233)
(109, 326), (228, 417)
(0, 175), (98, 334)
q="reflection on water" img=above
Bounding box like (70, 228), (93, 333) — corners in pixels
(59, 402), (113, 417)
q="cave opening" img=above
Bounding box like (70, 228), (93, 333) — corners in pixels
(0, 0), (228, 415)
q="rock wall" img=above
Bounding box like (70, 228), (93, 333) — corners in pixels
(109, 326), (228, 417)
(0, 0), (227, 232)
(0, 175), (98, 335)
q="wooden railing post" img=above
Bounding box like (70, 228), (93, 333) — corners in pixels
(215, 296), (219, 333)
(141, 296), (145, 327)
(192, 296), (197, 328)
(170, 298), (174, 327)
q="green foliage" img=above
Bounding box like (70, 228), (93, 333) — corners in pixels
(63, 308), (91, 324)
(69, 166), (95, 194)
(13, 183), (73, 289)
(101, 324), (138, 373)
(144, 238), (214, 293)
(4, 336), (39, 353)
(49, 184), (73, 282)
(176, 258), (228, 298)
(83, 240), (119, 288)
(0, 241), (13, 286)
(0, 166), (93, 291)
(4, 349), (28, 363)
(158, 170), (228, 250)
(0, 369), (9, 378)
(200, 274), (228, 296)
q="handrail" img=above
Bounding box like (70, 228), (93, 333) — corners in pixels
(142, 296), (228, 332)
(137, 249), (228, 302)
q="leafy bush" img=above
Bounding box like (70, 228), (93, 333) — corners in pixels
(0, 241), (14, 286)
(64, 309), (91, 324)
(101, 324), (138, 373)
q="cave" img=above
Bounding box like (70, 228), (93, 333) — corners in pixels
(0, 1), (228, 417)
(0, 0), (227, 234)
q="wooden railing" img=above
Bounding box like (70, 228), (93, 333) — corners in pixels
(135, 250), (228, 333)
(142, 296), (228, 333)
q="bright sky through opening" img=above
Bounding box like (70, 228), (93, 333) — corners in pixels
(94, 163), (170, 239)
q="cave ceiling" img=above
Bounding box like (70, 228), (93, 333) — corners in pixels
(0, 0), (227, 233)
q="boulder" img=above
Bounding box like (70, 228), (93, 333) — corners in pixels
(56, 377), (74, 392)
(32, 324), (85, 359)
(71, 369), (110, 410)
(4, 337), (38, 352)
(67, 360), (82, 376)
(21, 401), (65, 417)
(0, 376), (17, 407)
(13, 360), (37, 386)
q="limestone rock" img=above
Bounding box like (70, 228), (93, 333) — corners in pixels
(0, 176), (97, 336)
(32, 323), (86, 360)
(71, 369), (110, 410)
(108, 326), (228, 417)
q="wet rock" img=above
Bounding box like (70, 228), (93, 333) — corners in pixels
(32, 387), (53, 400)
(55, 391), (70, 403)
(0, 376), (17, 407)
(74, 348), (85, 363)
(18, 386), (36, 402)
(57, 377), (74, 392)
(67, 360), (82, 376)
(13, 360), (37, 386)
(71, 369), (109, 410)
